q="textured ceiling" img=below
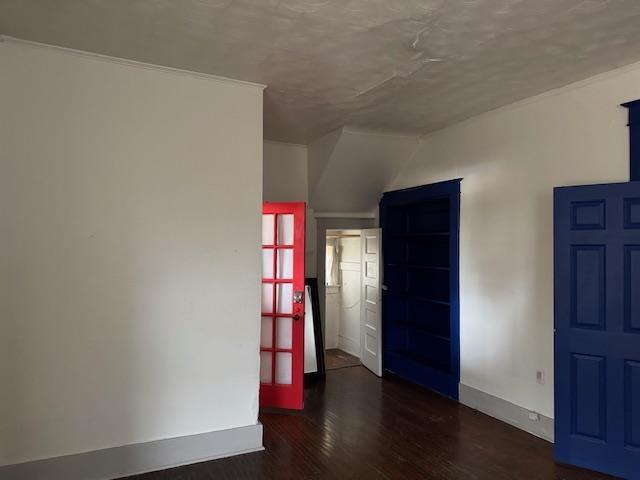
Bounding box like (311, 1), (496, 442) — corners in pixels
(3, 0), (640, 143)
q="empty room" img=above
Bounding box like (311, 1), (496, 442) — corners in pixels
(2, 1), (640, 479)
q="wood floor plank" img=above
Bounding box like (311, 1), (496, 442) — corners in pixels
(325, 349), (361, 370)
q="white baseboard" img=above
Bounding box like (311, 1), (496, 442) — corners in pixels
(0, 423), (263, 480)
(337, 336), (360, 358)
(459, 384), (554, 442)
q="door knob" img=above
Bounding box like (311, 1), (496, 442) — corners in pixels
(293, 314), (301, 321)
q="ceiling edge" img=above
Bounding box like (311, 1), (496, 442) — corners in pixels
(341, 125), (422, 139)
(0, 35), (267, 90)
(263, 139), (307, 148)
(417, 58), (640, 144)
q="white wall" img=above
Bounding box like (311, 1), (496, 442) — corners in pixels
(263, 141), (307, 203)
(308, 128), (420, 214)
(325, 286), (340, 349)
(262, 140), (316, 277)
(323, 234), (362, 356)
(336, 236), (361, 357)
(0, 40), (264, 466)
(391, 61), (640, 419)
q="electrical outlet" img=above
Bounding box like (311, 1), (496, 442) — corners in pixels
(536, 370), (545, 385)
(528, 411), (540, 422)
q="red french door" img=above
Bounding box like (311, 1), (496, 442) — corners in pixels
(260, 202), (305, 410)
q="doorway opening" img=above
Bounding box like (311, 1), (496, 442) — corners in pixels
(324, 229), (363, 370)
(323, 227), (383, 376)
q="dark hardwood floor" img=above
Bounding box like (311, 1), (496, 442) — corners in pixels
(325, 348), (361, 370)
(123, 366), (615, 480)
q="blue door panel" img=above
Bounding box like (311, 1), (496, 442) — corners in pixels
(570, 353), (606, 440)
(571, 200), (607, 229)
(626, 360), (640, 449)
(380, 179), (460, 400)
(625, 198), (640, 227)
(626, 246), (640, 332)
(555, 181), (640, 479)
(571, 245), (606, 329)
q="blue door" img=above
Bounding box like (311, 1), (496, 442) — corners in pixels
(380, 179), (460, 399)
(555, 182), (640, 479)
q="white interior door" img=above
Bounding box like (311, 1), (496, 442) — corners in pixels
(360, 228), (382, 376)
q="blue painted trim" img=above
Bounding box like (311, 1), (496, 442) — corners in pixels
(621, 100), (640, 182)
(379, 179), (461, 400)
